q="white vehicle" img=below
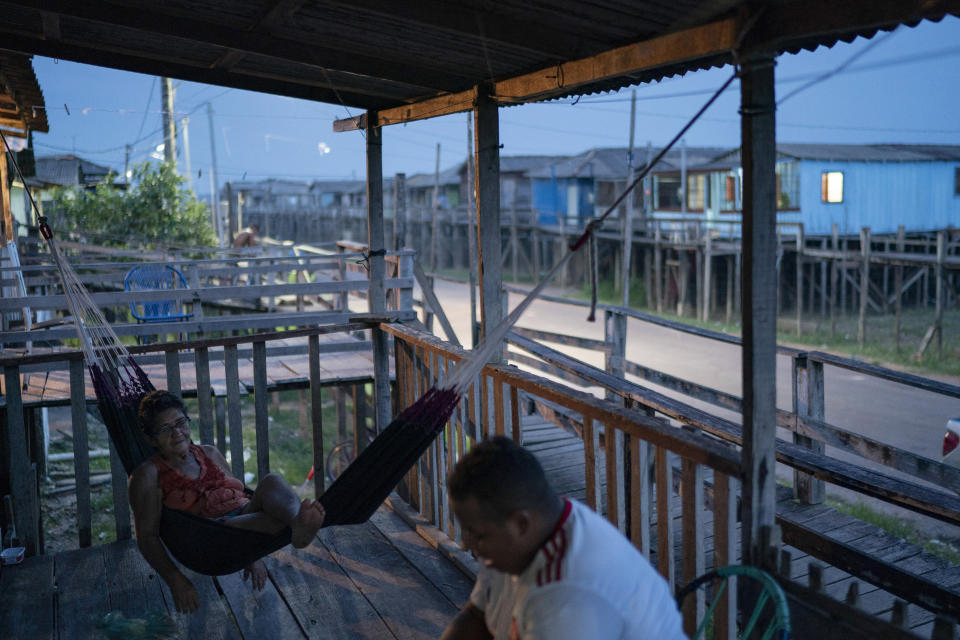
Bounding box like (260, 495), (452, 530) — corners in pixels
(942, 417), (960, 466)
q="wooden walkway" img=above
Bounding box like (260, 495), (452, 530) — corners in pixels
(0, 506), (472, 640)
(522, 415), (960, 638)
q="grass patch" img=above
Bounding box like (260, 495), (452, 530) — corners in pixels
(829, 498), (960, 565)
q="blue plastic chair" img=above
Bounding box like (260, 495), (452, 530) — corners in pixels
(124, 265), (193, 338)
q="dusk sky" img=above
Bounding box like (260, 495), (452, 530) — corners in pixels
(28, 15), (960, 198)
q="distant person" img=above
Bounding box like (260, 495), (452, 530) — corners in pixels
(441, 436), (685, 640)
(232, 223), (259, 248)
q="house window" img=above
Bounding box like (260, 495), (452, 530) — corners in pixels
(725, 176), (736, 203)
(955, 167), (960, 195)
(656, 176), (682, 209)
(777, 161), (800, 209)
(821, 171), (844, 203)
(687, 174), (706, 211)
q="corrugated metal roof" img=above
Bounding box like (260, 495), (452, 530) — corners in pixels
(527, 146), (730, 178)
(34, 155), (113, 186)
(0, 1), (954, 116)
(679, 144), (960, 170)
(0, 53), (48, 134)
(406, 165), (464, 188)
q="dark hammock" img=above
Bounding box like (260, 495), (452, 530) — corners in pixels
(92, 357), (460, 575)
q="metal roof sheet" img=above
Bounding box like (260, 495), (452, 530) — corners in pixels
(0, 1), (954, 119)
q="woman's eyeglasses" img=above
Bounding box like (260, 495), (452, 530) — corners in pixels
(152, 416), (191, 437)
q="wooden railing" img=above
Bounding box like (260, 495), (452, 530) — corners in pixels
(0, 322), (380, 555)
(0, 249), (417, 345)
(382, 322), (745, 638)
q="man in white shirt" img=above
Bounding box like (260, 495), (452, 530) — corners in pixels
(440, 436), (686, 640)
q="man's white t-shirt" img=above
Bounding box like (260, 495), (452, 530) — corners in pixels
(470, 498), (686, 640)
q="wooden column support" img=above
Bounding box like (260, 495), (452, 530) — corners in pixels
(473, 85), (504, 359)
(739, 53), (779, 569)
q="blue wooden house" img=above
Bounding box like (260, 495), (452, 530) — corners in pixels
(527, 146), (728, 227)
(650, 143), (960, 235)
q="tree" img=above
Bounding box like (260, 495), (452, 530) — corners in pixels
(51, 162), (216, 248)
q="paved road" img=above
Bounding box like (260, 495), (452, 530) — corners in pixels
(424, 277), (960, 535)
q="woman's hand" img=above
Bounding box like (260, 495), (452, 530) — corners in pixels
(243, 559), (268, 591)
(170, 573), (200, 613)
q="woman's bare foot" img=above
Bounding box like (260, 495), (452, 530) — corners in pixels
(291, 499), (325, 548)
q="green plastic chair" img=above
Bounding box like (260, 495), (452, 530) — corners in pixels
(676, 565), (791, 640)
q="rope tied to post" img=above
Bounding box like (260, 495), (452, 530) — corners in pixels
(355, 248), (387, 272)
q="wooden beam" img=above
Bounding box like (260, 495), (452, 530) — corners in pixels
(739, 53), (779, 570)
(335, 19), (738, 129)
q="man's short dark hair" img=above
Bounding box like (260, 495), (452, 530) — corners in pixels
(448, 436), (555, 521)
(138, 390), (187, 436)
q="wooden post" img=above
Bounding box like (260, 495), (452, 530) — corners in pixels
(69, 358), (91, 548)
(224, 345), (244, 481)
(655, 223), (663, 312)
(430, 143), (440, 271)
(796, 224), (804, 335)
(792, 354), (825, 503)
(366, 112), (392, 432)
(4, 365), (38, 555)
(474, 85), (504, 358)
(935, 230), (945, 355)
(703, 233), (713, 322)
(830, 224), (839, 337)
(726, 255), (734, 324)
(394, 172), (407, 250)
(858, 227), (871, 347)
(309, 335), (325, 496)
(194, 346), (214, 445)
(739, 53), (779, 569)
(253, 340), (269, 480)
(820, 237), (828, 318)
(895, 226), (905, 352)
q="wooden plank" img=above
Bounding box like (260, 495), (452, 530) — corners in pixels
(0, 553), (55, 639)
(195, 346), (215, 445)
(309, 335), (325, 496)
(655, 445), (675, 589)
(583, 414), (599, 511)
(109, 441), (132, 540)
(320, 521), (461, 639)
(4, 365), (39, 555)
(713, 473), (737, 640)
(218, 565), (306, 639)
(681, 458), (705, 637)
(224, 344), (245, 480)
(69, 357), (92, 547)
(254, 340), (270, 479)
(102, 539), (167, 619)
(266, 543), (393, 639)
(369, 507), (473, 608)
(56, 545), (111, 640)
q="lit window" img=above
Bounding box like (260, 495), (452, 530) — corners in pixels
(687, 174), (706, 210)
(821, 171), (844, 203)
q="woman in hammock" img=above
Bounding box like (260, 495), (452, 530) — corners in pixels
(129, 390), (325, 613)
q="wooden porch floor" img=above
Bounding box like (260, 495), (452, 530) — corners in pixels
(0, 506), (472, 640)
(522, 416), (960, 638)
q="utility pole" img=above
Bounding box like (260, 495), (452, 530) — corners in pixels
(431, 142), (441, 270)
(124, 144), (131, 185)
(621, 89), (637, 308)
(161, 77), (177, 166)
(206, 102), (223, 245)
(181, 117), (192, 191)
